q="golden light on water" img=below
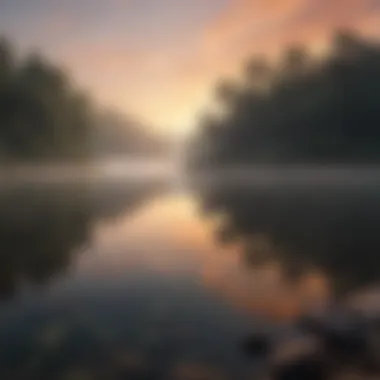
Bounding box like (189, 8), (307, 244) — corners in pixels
(76, 192), (333, 322)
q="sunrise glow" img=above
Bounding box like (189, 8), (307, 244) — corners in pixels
(2, 0), (380, 135)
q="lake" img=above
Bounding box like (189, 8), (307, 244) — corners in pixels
(1, 168), (380, 379)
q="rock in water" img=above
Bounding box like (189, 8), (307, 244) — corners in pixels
(271, 355), (327, 380)
(269, 335), (327, 380)
(241, 334), (272, 357)
(297, 307), (368, 360)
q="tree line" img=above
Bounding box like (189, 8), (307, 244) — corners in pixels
(0, 37), (165, 161)
(190, 31), (380, 168)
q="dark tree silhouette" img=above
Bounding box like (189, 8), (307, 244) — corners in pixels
(190, 31), (380, 168)
(0, 39), (93, 160)
(0, 37), (167, 161)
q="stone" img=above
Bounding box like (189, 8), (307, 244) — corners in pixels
(241, 334), (272, 357)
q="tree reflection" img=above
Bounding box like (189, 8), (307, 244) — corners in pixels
(198, 181), (380, 296)
(0, 180), (163, 299)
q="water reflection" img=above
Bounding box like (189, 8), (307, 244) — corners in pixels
(1, 174), (380, 379)
(197, 179), (380, 300)
(0, 180), (164, 299)
(0, 182), (257, 380)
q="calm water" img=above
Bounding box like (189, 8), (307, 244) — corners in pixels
(1, 169), (380, 379)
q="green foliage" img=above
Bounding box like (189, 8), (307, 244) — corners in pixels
(192, 31), (380, 167)
(0, 38), (93, 161)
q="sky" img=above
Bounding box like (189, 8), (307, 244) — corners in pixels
(1, 0), (380, 136)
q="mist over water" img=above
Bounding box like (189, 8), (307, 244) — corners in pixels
(0, 159), (179, 185)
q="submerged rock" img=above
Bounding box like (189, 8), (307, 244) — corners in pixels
(268, 336), (326, 380)
(297, 308), (369, 363)
(271, 355), (327, 380)
(245, 290), (380, 379)
(241, 334), (272, 357)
